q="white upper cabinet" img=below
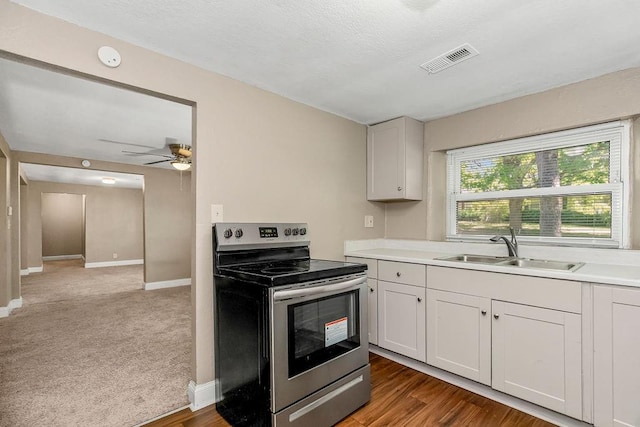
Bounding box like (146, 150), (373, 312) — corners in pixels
(367, 116), (424, 201)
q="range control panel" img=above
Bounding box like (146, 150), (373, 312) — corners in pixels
(214, 222), (309, 251)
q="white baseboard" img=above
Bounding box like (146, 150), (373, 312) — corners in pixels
(0, 297), (23, 318)
(42, 254), (83, 261)
(187, 379), (218, 411)
(369, 346), (590, 427)
(134, 404), (190, 427)
(28, 266), (43, 274)
(84, 259), (144, 269)
(144, 278), (191, 291)
(20, 269), (29, 276)
(9, 297), (23, 310)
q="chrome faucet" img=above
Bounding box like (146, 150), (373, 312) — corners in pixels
(490, 227), (519, 257)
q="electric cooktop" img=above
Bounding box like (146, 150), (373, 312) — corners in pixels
(217, 259), (366, 287)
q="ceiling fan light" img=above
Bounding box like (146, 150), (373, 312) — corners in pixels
(171, 158), (191, 171)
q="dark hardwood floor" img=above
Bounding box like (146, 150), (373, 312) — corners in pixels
(146, 353), (554, 427)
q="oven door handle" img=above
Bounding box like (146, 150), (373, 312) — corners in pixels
(273, 276), (365, 301)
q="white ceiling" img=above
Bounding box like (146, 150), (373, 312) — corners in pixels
(21, 163), (144, 189)
(0, 54), (192, 185)
(0, 56), (192, 169)
(9, 0), (640, 125)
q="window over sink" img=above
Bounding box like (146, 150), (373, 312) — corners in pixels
(446, 121), (630, 248)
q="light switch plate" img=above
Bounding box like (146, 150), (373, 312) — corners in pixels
(211, 204), (224, 223)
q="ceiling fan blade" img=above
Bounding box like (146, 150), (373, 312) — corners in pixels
(144, 159), (172, 165)
(99, 138), (157, 149)
(122, 150), (172, 158)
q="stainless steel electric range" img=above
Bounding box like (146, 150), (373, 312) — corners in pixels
(213, 222), (370, 426)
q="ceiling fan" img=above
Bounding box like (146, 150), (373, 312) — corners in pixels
(100, 137), (192, 170)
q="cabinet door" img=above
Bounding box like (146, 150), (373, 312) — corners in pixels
(378, 281), (426, 362)
(426, 289), (491, 385)
(492, 301), (582, 419)
(594, 286), (640, 427)
(367, 118), (404, 200)
(368, 278), (378, 345)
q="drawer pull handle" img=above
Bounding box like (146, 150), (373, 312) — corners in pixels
(369, 288), (374, 293)
(494, 314), (500, 320)
(417, 297), (422, 302)
(397, 186), (403, 191)
(481, 310), (487, 316)
(396, 272), (401, 277)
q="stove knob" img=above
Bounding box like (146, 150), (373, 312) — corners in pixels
(223, 229), (233, 239)
(284, 228), (292, 236)
(235, 228), (244, 238)
(292, 228), (299, 236)
(299, 227), (307, 236)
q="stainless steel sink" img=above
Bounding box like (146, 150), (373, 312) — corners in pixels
(437, 254), (584, 272)
(436, 254), (510, 264)
(496, 258), (584, 272)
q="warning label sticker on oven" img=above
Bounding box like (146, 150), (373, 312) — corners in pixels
(325, 317), (348, 347)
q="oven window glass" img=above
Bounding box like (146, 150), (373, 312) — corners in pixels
(287, 290), (360, 377)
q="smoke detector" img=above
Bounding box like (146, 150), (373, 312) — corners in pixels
(98, 46), (121, 68)
(420, 43), (479, 74)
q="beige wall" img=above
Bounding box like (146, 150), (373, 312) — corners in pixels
(27, 181), (143, 265)
(385, 68), (640, 246)
(16, 151), (192, 284)
(19, 181), (28, 271)
(0, 1), (384, 386)
(0, 130), (21, 307)
(143, 169), (191, 283)
(0, 151), (8, 307)
(41, 193), (84, 257)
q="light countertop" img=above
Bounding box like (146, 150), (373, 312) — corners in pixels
(344, 240), (640, 288)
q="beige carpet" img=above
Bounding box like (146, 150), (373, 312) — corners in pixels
(0, 259), (191, 427)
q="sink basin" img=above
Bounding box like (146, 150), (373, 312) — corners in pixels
(436, 254), (509, 264)
(437, 254), (584, 272)
(496, 258), (584, 272)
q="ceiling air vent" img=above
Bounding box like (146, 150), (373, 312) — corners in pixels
(420, 43), (479, 74)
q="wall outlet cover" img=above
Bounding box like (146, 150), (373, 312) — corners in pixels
(364, 215), (374, 228)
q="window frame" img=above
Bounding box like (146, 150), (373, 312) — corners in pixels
(446, 120), (631, 248)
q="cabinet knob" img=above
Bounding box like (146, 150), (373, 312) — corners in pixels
(396, 272), (401, 277)
(369, 287), (374, 293)
(481, 310), (487, 316)
(417, 297), (422, 302)
(397, 186), (403, 191)
(494, 314), (500, 319)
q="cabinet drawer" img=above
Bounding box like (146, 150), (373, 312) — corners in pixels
(346, 257), (377, 279)
(378, 261), (425, 287)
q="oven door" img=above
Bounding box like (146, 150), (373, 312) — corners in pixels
(270, 274), (368, 412)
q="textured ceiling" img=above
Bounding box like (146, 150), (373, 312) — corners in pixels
(10, 0), (640, 124)
(21, 163), (144, 189)
(0, 57), (192, 169)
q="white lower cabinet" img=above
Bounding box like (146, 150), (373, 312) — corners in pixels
(345, 257), (378, 346)
(594, 286), (640, 427)
(492, 301), (582, 420)
(425, 266), (584, 420)
(426, 289), (491, 385)
(367, 278), (378, 345)
(378, 280), (426, 362)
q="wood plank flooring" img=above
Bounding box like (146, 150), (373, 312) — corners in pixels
(146, 353), (554, 427)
